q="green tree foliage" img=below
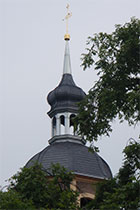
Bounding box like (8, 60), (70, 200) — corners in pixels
(85, 140), (140, 210)
(75, 17), (140, 145)
(0, 163), (79, 210)
(0, 190), (34, 209)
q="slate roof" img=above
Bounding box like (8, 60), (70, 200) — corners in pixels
(26, 141), (112, 179)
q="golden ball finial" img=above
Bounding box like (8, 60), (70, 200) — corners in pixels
(64, 34), (70, 40)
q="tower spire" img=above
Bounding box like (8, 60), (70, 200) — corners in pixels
(47, 4), (85, 144)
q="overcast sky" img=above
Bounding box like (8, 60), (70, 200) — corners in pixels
(0, 0), (140, 188)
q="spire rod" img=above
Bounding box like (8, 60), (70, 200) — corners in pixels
(63, 4), (72, 40)
(63, 41), (72, 74)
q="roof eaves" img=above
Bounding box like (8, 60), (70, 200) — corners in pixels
(74, 172), (109, 180)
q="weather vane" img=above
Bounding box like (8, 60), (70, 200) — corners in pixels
(63, 4), (72, 40)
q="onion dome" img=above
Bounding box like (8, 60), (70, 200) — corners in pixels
(47, 74), (86, 117)
(47, 41), (86, 118)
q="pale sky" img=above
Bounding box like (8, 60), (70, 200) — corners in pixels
(0, 0), (140, 188)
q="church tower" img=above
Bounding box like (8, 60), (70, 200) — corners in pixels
(26, 5), (112, 207)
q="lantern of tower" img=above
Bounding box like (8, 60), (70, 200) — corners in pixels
(47, 38), (86, 145)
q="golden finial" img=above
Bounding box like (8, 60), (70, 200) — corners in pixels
(63, 4), (72, 40)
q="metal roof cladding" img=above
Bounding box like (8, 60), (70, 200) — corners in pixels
(47, 74), (86, 117)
